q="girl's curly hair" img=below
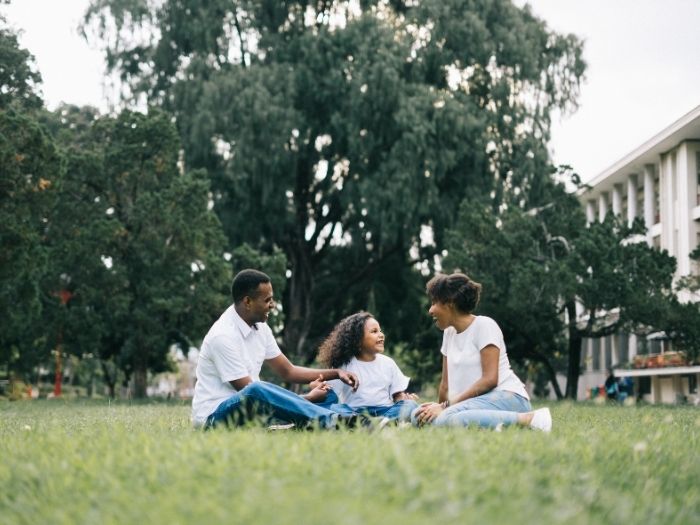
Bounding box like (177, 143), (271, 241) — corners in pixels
(317, 312), (374, 368)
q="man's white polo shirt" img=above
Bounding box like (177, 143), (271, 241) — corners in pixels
(191, 305), (282, 426)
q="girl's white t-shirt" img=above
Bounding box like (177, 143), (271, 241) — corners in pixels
(327, 354), (410, 408)
(440, 315), (529, 400)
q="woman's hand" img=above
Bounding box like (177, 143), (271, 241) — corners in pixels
(414, 402), (445, 426)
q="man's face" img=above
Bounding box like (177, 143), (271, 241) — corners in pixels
(245, 282), (276, 325)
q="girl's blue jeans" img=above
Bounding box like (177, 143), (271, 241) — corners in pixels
(412, 389), (532, 429)
(315, 390), (418, 422)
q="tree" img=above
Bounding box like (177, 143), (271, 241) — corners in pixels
(41, 108), (231, 397)
(0, 20), (60, 378)
(84, 0), (585, 364)
(443, 181), (679, 399)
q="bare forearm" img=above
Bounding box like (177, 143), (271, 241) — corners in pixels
(284, 366), (341, 384)
(438, 380), (448, 403)
(450, 377), (497, 405)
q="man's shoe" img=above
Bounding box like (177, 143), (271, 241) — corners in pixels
(267, 423), (296, 431)
(530, 407), (552, 432)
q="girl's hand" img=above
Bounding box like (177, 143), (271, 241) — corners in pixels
(394, 391), (419, 401)
(414, 402), (444, 426)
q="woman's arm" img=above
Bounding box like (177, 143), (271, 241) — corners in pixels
(447, 345), (499, 405)
(415, 347), (498, 425)
(438, 356), (449, 403)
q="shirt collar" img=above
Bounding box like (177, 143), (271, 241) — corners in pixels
(230, 305), (257, 339)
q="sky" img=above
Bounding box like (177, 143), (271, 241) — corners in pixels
(3, 0), (700, 182)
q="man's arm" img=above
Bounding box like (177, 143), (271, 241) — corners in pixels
(229, 376), (253, 391)
(265, 354), (359, 391)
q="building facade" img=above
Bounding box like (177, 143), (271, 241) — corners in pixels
(573, 105), (700, 403)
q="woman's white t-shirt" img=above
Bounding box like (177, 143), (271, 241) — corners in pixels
(327, 354), (410, 408)
(440, 315), (529, 400)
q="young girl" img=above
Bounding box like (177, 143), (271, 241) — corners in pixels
(313, 312), (418, 423)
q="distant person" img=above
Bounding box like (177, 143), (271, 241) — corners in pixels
(413, 273), (552, 431)
(191, 269), (361, 430)
(605, 369), (620, 401)
(312, 312), (419, 425)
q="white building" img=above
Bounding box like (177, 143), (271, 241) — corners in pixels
(574, 104), (700, 403)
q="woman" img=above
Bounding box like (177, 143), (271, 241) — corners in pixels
(413, 272), (552, 431)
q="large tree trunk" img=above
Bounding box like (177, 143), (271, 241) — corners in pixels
(540, 354), (564, 400)
(565, 300), (583, 400)
(101, 360), (117, 398)
(282, 241), (314, 364)
(133, 362), (148, 398)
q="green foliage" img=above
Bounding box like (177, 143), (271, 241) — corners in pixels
(84, 0), (586, 366)
(0, 109), (62, 374)
(1, 401), (699, 524)
(0, 22), (42, 110)
(37, 109), (231, 395)
(442, 178), (681, 399)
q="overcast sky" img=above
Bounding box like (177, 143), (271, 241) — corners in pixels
(4, 0), (700, 182)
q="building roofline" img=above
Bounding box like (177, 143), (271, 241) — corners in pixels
(585, 104), (700, 191)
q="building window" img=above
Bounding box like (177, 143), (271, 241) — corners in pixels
(604, 335), (613, 370)
(618, 333), (629, 364)
(654, 174), (660, 224)
(592, 338), (601, 371)
(696, 151), (700, 206)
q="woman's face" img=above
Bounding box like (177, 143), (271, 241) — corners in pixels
(360, 318), (385, 356)
(428, 300), (454, 330)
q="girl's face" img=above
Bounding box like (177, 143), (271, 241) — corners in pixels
(428, 300), (454, 330)
(360, 318), (385, 357)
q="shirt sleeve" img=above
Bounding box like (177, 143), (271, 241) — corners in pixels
(474, 317), (505, 353)
(439, 329), (450, 357)
(388, 358), (410, 395)
(262, 325), (283, 360)
(208, 334), (250, 383)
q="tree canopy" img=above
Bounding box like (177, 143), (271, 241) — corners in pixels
(83, 0), (586, 364)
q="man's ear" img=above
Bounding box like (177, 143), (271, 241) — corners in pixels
(242, 296), (252, 309)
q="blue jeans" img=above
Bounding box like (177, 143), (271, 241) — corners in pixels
(204, 381), (340, 429)
(413, 390), (532, 429)
(315, 390), (418, 422)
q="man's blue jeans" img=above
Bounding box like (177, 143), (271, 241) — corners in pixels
(315, 389), (418, 422)
(412, 390), (532, 429)
(204, 381), (340, 429)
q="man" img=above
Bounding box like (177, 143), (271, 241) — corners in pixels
(192, 269), (360, 429)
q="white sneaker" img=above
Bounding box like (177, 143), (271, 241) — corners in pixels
(530, 408), (552, 432)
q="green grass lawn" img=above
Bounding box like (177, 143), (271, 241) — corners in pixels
(1, 400), (698, 525)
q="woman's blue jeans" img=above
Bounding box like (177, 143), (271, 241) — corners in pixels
(204, 381), (340, 429)
(413, 389), (532, 429)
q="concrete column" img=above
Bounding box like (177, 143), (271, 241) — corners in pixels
(643, 165), (655, 228)
(612, 184), (622, 216)
(627, 174), (638, 226)
(586, 200), (596, 224)
(628, 333), (638, 359)
(598, 192), (608, 222)
(676, 143), (691, 275)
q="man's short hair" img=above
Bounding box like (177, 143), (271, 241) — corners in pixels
(231, 269), (271, 303)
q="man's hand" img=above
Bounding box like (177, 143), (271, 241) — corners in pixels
(414, 402), (444, 426)
(337, 370), (359, 392)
